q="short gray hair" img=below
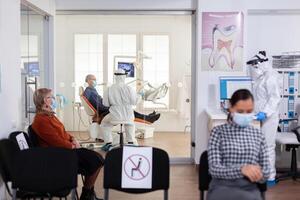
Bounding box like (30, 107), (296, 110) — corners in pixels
(85, 74), (94, 82)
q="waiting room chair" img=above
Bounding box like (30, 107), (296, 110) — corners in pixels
(276, 119), (300, 181)
(198, 151), (267, 200)
(103, 146), (170, 200)
(28, 125), (40, 147)
(198, 151), (211, 200)
(26, 126), (87, 190)
(0, 138), (78, 200)
(12, 147), (78, 200)
(0, 139), (19, 198)
(9, 131), (33, 149)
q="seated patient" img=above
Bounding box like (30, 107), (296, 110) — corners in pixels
(207, 89), (270, 200)
(83, 74), (160, 124)
(32, 88), (104, 200)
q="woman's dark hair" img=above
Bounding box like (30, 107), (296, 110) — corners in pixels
(227, 89), (254, 121)
(229, 89), (254, 107)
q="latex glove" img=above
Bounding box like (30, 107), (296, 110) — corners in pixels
(255, 112), (267, 121)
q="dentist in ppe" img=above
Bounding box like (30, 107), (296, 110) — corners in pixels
(247, 51), (281, 186)
(100, 69), (138, 151)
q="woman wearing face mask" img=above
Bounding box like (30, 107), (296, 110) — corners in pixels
(32, 88), (104, 200)
(207, 89), (270, 200)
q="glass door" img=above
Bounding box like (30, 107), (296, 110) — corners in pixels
(20, 3), (50, 129)
(55, 14), (193, 162)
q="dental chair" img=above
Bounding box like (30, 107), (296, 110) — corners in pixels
(79, 86), (103, 146)
(79, 86), (155, 140)
(139, 82), (169, 108)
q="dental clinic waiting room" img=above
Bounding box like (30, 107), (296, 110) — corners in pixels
(2, 0), (300, 200)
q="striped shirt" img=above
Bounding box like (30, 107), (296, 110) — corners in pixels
(208, 123), (270, 181)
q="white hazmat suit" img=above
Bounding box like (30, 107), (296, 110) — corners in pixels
(100, 69), (138, 145)
(251, 60), (281, 181)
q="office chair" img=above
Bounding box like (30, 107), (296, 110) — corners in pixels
(199, 151), (267, 200)
(103, 146), (170, 200)
(110, 121), (134, 147)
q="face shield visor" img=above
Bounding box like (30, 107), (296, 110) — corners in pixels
(114, 69), (128, 83)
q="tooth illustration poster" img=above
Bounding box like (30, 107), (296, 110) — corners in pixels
(201, 12), (244, 71)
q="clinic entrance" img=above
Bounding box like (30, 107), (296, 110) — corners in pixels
(55, 11), (196, 163)
(20, 2), (51, 131)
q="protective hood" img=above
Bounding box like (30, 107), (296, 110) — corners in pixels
(114, 69), (127, 84)
(246, 51), (268, 66)
(247, 51), (271, 80)
(251, 61), (272, 80)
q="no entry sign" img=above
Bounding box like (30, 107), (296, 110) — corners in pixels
(121, 146), (153, 189)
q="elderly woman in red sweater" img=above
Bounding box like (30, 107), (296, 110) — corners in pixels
(32, 88), (104, 200)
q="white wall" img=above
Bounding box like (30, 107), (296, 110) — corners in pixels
(248, 13), (300, 57)
(0, 0), (22, 137)
(0, 0), (55, 198)
(55, 15), (191, 132)
(195, 0), (300, 163)
(55, 0), (196, 11)
(0, 0), (21, 198)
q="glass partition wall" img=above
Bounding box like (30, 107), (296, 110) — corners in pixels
(56, 14), (192, 161)
(21, 3), (50, 129)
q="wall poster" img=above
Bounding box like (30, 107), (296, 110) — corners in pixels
(202, 12), (244, 71)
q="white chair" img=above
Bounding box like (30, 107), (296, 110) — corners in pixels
(276, 124), (300, 181)
(110, 120), (133, 146)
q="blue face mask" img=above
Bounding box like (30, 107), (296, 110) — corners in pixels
(232, 112), (254, 127)
(50, 98), (57, 110)
(92, 80), (97, 87)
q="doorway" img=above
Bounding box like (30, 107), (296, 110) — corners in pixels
(55, 11), (195, 162)
(20, 2), (50, 129)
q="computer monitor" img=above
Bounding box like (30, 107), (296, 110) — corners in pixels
(118, 62), (135, 78)
(24, 62), (40, 76)
(219, 76), (252, 100)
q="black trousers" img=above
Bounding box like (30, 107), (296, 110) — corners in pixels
(207, 178), (262, 200)
(75, 148), (104, 176)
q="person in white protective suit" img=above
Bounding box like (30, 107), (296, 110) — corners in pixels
(247, 51), (281, 187)
(100, 69), (138, 151)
